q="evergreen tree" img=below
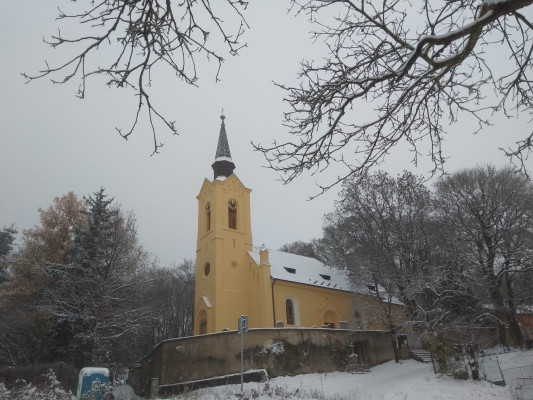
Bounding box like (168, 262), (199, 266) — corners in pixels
(0, 225), (17, 259)
(41, 188), (154, 366)
(72, 188), (117, 276)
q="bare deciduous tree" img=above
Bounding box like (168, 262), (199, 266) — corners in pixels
(24, 0), (249, 154)
(255, 0), (533, 196)
(0, 256), (55, 366)
(279, 240), (321, 260)
(148, 260), (195, 344)
(434, 165), (533, 345)
(318, 169), (502, 343)
(320, 171), (432, 314)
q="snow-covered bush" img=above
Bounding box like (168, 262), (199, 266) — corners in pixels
(0, 382), (11, 400)
(8, 370), (75, 400)
(260, 341), (285, 357)
(80, 379), (114, 400)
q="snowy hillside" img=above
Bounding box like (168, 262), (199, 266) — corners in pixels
(164, 348), (533, 400)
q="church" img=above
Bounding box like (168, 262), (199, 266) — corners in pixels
(194, 115), (404, 335)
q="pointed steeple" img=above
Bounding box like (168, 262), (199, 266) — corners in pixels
(211, 113), (236, 179)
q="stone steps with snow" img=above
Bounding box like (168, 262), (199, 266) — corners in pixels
(410, 349), (432, 363)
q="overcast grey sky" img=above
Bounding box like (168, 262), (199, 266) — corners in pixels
(1, 1), (532, 266)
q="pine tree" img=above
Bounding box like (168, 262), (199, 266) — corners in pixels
(72, 188), (118, 277)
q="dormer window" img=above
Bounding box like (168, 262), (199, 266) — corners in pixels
(228, 199), (237, 229)
(319, 274), (331, 281)
(284, 267), (296, 274)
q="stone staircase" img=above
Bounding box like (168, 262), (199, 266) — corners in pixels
(410, 349), (432, 363)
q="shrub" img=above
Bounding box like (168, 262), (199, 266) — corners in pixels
(0, 382), (11, 400)
(8, 370), (75, 400)
(425, 329), (453, 374)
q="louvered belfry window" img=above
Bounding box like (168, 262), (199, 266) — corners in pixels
(206, 203), (211, 231)
(228, 200), (237, 229)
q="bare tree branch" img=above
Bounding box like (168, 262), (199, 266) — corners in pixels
(23, 0), (249, 155)
(254, 0), (533, 197)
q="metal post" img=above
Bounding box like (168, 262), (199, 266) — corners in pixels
(150, 378), (159, 399)
(238, 315), (248, 394)
(240, 327), (244, 393)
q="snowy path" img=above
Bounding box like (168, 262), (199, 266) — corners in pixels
(254, 360), (509, 400)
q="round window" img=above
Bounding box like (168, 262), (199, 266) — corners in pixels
(204, 263), (211, 276)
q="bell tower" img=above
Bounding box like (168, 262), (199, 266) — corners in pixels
(194, 114), (253, 334)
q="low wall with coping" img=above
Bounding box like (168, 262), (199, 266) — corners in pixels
(127, 328), (395, 398)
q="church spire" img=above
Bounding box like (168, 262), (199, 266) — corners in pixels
(211, 113), (236, 179)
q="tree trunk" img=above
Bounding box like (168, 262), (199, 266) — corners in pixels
(506, 274), (523, 346)
(388, 316), (400, 363)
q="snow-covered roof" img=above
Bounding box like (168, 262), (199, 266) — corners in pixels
(248, 247), (353, 292)
(201, 296), (212, 308)
(214, 156), (233, 163)
(517, 305), (533, 315)
(248, 246), (404, 305)
(211, 114), (236, 179)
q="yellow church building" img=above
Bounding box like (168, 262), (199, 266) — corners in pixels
(194, 115), (404, 335)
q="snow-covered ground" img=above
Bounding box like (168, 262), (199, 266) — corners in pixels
(155, 348), (533, 400)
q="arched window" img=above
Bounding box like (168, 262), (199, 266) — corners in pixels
(286, 299), (295, 325)
(228, 199), (237, 229)
(206, 202), (211, 231)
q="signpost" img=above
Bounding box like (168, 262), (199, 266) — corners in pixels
(238, 315), (248, 393)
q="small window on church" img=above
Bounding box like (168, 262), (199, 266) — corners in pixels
(286, 299), (295, 325)
(204, 263), (211, 276)
(228, 199), (237, 229)
(206, 203), (211, 231)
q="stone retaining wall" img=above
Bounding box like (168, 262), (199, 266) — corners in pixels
(128, 328), (395, 398)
